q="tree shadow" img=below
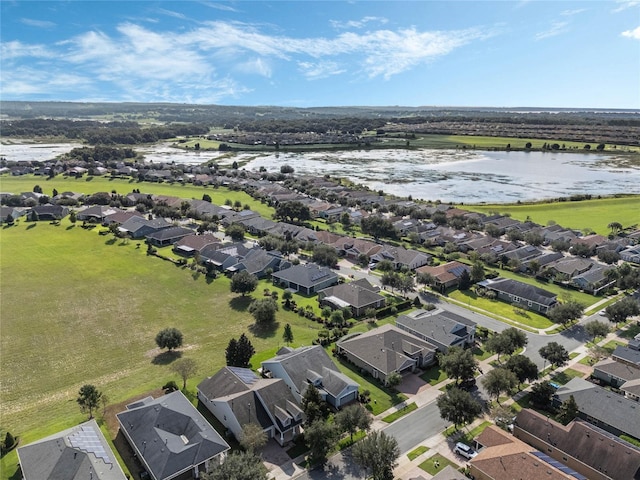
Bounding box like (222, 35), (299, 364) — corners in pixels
(249, 321), (279, 339)
(151, 350), (182, 365)
(26, 223), (36, 230)
(191, 270), (201, 281)
(105, 237), (117, 245)
(85, 176), (93, 181)
(66, 225), (75, 230)
(229, 296), (252, 311)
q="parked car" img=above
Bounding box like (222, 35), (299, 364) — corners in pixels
(454, 442), (478, 460)
(459, 377), (477, 391)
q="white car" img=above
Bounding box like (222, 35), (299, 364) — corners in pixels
(454, 442), (478, 460)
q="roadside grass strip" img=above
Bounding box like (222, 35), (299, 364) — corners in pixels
(382, 402), (418, 423)
(419, 453), (459, 475)
(407, 445), (430, 461)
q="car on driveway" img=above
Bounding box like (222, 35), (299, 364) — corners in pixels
(454, 442), (478, 460)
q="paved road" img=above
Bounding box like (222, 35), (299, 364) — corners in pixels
(293, 400), (449, 480)
(382, 398), (450, 454)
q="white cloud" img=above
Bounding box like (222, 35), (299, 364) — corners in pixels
(200, 2), (240, 13)
(20, 18), (56, 28)
(1, 40), (51, 59)
(236, 58), (272, 77)
(298, 61), (346, 80)
(560, 9), (586, 16)
(156, 8), (187, 20)
(535, 21), (569, 40)
(613, 0), (640, 13)
(621, 26), (640, 39)
(330, 16), (388, 30)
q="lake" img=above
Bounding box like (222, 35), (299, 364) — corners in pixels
(1, 141), (638, 203)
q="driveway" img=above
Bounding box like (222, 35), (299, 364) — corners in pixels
(397, 373), (429, 396)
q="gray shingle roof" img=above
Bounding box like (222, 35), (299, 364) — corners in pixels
(554, 377), (640, 440)
(17, 419), (127, 480)
(478, 278), (557, 306)
(396, 308), (475, 349)
(271, 263), (338, 288)
(338, 324), (436, 376)
(319, 281), (385, 309)
(613, 346), (640, 366)
(262, 345), (357, 399)
(146, 226), (194, 241)
(116, 391), (229, 480)
(593, 358), (640, 382)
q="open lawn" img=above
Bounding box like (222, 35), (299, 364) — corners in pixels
(0, 174), (276, 219)
(465, 196), (640, 235)
(419, 453), (459, 475)
(449, 290), (554, 330)
(0, 219), (322, 478)
(550, 368), (585, 385)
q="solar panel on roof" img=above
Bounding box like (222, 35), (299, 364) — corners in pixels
(530, 451), (587, 480)
(68, 424), (112, 465)
(228, 366), (258, 385)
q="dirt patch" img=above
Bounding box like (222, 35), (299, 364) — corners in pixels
(103, 388), (164, 438)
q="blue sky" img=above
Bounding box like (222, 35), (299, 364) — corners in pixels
(1, 1), (639, 108)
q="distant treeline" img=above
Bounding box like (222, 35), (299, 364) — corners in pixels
(0, 119), (209, 144)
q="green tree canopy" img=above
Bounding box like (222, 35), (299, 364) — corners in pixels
(77, 384), (102, 419)
(352, 431), (400, 480)
(248, 298), (278, 325)
(203, 451), (268, 480)
(335, 403), (372, 441)
(230, 270), (258, 296)
(557, 395), (579, 425)
(301, 384), (328, 426)
(312, 244), (339, 268)
(155, 327), (183, 351)
(305, 420), (339, 466)
(539, 341), (570, 368)
(481, 368), (519, 403)
(282, 323), (294, 345)
(584, 320), (610, 341)
(438, 347), (478, 384)
(171, 357), (197, 389)
(485, 327), (527, 362)
(436, 386), (482, 428)
(504, 354), (539, 384)
(239, 423), (268, 453)
(605, 297), (640, 324)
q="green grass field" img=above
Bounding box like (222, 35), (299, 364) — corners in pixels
(0, 219), (322, 478)
(465, 196), (640, 235)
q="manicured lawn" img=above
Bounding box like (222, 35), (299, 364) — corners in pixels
(621, 323), (640, 339)
(382, 402), (417, 423)
(333, 358), (407, 415)
(465, 196), (640, 236)
(551, 368), (584, 385)
(0, 219), (322, 478)
(457, 421), (492, 445)
(602, 340), (626, 354)
(420, 365), (448, 386)
(407, 445), (430, 461)
(449, 290), (554, 329)
(419, 453), (459, 475)
(337, 430), (366, 450)
(472, 344), (493, 361)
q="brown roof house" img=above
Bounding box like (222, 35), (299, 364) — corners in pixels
(318, 278), (386, 317)
(17, 419), (127, 480)
(197, 366), (304, 447)
(469, 425), (577, 480)
(415, 261), (471, 292)
(336, 324), (437, 384)
(513, 408), (640, 480)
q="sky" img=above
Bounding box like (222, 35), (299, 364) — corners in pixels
(1, 1), (639, 109)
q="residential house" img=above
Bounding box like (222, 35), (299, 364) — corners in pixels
(219, 209), (261, 228)
(197, 366), (304, 446)
(173, 234), (219, 257)
(336, 324), (437, 384)
(571, 234), (609, 250)
(552, 377), (640, 440)
(571, 265), (616, 294)
(620, 245), (640, 264)
(116, 391), (230, 480)
(17, 419), (128, 480)
(270, 263), (339, 294)
(102, 209), (144, 226)
(612, 346), (640, 367)
(477, 278), (558, 314)
(395, 308), (476, 353)
(226, 248), (284, 278)
(414, 261), (471, 291)
(544, 257), (595, 281)
(199, 242), (253, 271)
(592, 358), (640, 388)
(0, 206), (23, 223)
(318, 278), (386, 317)
(369, 246), (432, 271)
(188, 200), (229, 220)
(513, 408), (640, 480)
(77, 205), (122, 222)
(146, 226), (194, 247)
(502, 245), (543, 265)
(622, 379), (640, 402)
(30, 204), (68, 220)
(470, 424), (580, 480)
(261, 345), (359, 409)
(117, 216), (172, 239)
(240, 216), (278, 236)
(334, 237), (382, 261)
